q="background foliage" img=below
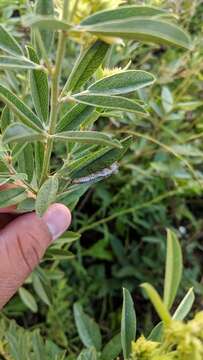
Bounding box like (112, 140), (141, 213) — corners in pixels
(0, 0), (203, 359)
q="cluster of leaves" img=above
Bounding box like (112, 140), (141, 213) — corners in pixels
(1, 229), (201, 360)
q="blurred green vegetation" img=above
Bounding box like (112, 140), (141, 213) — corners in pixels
(0, 0), (203, 358)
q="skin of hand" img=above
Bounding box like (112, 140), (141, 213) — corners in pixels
(0, 187), (71, 309)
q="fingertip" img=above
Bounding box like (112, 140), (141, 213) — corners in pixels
(42, 203), (72, 241)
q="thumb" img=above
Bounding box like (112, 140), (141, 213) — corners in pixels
(0, 204), (71, 308)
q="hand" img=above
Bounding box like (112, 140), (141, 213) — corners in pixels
(0, 192), (71, 309)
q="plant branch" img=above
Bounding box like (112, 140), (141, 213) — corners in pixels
(39, 1), (69, 186)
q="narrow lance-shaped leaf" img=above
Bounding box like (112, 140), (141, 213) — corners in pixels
(80, 5), (167, 26)
(0, 56), (42, 70)
(77, 348), (98, 360)
(35, 176), (59, 216)
(0, 24), (23, 56)
(121, 288), (136, 360)
(18, 287), (38, 313)
(0, 84), (44, 131)
(77, 17), (191, 50)
(24, 15), (72, 31)
(35, 0), (54, 53)
(72, 93), (148, 115)
(0, 187), (27, 208)
(18, 144), (34, 183)
(63, 40), (109, 94)
(74, 303), (102, 351)
(1, 106), (13, 133)
(57, 104), (94, 132)
(163, 229), (183, 310)
(173, 288), (195, 321)
(27, 46), (49, 123)
(141, 283), (172, 325)
(54, 131), (122, 149)
(101, 333), (121, 360)
(2, 123), (45, 145)
(88, 70), (155, 95)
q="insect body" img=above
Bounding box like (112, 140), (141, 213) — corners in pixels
(73, 163), (118, 184)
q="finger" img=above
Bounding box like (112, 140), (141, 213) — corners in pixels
(0, 203), (71, 309)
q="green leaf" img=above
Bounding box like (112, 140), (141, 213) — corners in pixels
(27, 46), (49, 123)
(2, 123), (45, 145)
(16, 198), (35, 213)
(74, 303), (102, 351)
(173, 288), (195, 321)
(0, 24), (23, 56)
(57, 104), (94, 132)
(0, 84), (44, 130)
(35, 176), (59, 216)
(162, 86), (173, 113)
(147, 322), (163, 342)
(18, 287), (38, 313)
(78, 17), (191, 50)
(32, 272), (51, 306)
(64, 40), (109, 93)
(35, 0), (54, 53)
(0, 56), (42, 70)
(77, 348), (98, 360)
(101, 333), (121, 360)
(1, 106), (13, 133)
(88, 70), (155, 95)
(57, 183), (90, 209)
(54, 131), (122, 148)
(121, 288), (136, 360)
(65, 136), (132, 179)
(24, 15), (71, 31)
(18, 144), (34, 183)
(141, 283), (172, 325)
(72, 93), (148, 115)
(0, 187), (27, 208)
(35, 142), (44, 185)
(80, 6), (167, 26)
(163, 229), (183, 310)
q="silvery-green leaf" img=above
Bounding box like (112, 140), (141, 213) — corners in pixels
(0, 56), (42, 70)
(78, 17), (191, 50)
(88, 70), (155, 95)
(0, 84), (44, 130)
(64, 40), (109, 93)
(0, 187), (27, 208)
(27, 46), (49, 123)
(2, 123), (45, 145)
(18, 287), (38, 313)
(0, 24), (23, 56)
(35, 176), (59, 216)
(163, 229), (183, 310)
(121, 288), (136, 359)
(24, 15), (71, 31)
(57, 104), (94, 132)
(35, 0), (54, 53)
(80, 5), (167, 26)
(101, 333), (121, 360)
(1, 106), (13, 133)
(73, 93), (148, 115)
(54, 131), (122, 148)
(173, 288), (195, 321)
(74, 303), (102, 351)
